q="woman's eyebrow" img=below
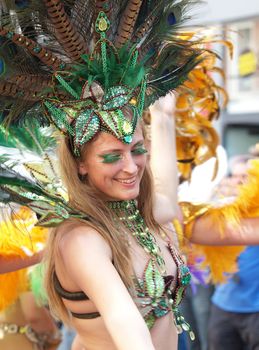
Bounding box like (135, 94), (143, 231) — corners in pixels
(132, 140), (144, 147)
(99, 139), (144, 153)
(98, 148), (122, 154)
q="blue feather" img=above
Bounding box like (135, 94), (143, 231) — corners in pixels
(167, 12), (177, 25)
(15, 0), (30, 9)
(0, 58), (5, 76)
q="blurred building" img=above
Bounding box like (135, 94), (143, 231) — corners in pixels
(193, 0), (259, 158)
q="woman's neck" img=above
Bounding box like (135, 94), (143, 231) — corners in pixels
(108, 199), (166, 274)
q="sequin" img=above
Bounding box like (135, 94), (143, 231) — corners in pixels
(109, 200), (193, 336)
(98, 17), (108, 32)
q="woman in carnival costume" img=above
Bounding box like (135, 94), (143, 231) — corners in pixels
(0, 207), (61, 350)
(1, 1), (259, 350)
(0, 117), (62, 349)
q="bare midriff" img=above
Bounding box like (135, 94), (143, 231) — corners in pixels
(70, 312), (178, 350)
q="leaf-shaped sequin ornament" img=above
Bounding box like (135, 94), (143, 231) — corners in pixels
(145, 314), (156, 329)
(36, 212), (68, 227)
(74, 111), (100, 156)
(99, 111), (118, 137)
(153, 299), (170, 318)
(180, 265), (191, 286)
(44, 101), (75, 136)
(174, 265), (191, 306)
(102, 86), (132, 110)
(101, 86), (135, 143)
(145, 260), (165, 300)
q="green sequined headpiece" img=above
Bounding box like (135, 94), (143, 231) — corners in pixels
(43, 12), (147, 157)
(0, 0), (204, 157)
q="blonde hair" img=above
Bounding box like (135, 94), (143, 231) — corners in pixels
(45, 130), (160, 323)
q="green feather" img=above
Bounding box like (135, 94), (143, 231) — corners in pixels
(29, 264), (48, 306)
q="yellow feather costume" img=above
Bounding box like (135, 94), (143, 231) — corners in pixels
(0, 207), (47, 311)
(179, 159), (259, 283)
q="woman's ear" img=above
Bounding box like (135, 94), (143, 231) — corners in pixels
(78, 162), (88, 175)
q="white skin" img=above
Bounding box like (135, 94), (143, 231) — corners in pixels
(55, 97), (179, 350)
(149, 93), (179, 223)
(78, 126), (147, 202)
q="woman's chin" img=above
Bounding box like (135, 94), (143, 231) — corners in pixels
(107, 188), (139, 202)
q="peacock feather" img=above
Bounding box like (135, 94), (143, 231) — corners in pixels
(0, 0), (205, 126)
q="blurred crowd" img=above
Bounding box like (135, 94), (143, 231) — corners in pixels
(178, 149), (259, 350)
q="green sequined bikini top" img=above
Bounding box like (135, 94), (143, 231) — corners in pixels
(133, 244), (191, 331)
(53, 243), (191, 331)
(54, 200), (193, 337)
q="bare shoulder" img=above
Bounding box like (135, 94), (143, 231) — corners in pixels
(56, 220), (112, 261)
(54, 220), (115, 296)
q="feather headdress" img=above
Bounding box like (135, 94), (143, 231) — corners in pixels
(0, 0), (204, 155)
(0, 120), (84, 226)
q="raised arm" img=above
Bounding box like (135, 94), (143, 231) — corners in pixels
(59, 227), (155, 350)
(185, 158), (259, 246)
(149, 94), (179, 224)
(191, 214), (259, 246)
(0, 251), (43, 274)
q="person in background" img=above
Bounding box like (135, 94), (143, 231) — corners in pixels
(0, 291), (61, 350)
(0, 207), (61, 350)
(208, 154), (259, 350)
(0, 252), (43, 274)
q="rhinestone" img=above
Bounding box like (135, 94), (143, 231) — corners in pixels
(6, 32), (14, 39)
(33, 46), (41, 53)
(190, 331), (195, 341)
(182, 323), (190, 331)
(124, 135), (132, 143)
(122, 120), (133, 134)
(129, 97), (137, 105)
(98, 17), (108, 32)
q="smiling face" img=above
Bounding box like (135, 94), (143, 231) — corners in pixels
(78, 125), (148, 201)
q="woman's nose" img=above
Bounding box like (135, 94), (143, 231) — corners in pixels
(122, 153), (138, 174)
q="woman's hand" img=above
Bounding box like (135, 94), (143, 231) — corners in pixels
(149, 93), (176, 117)
(149, 93), (180, 224)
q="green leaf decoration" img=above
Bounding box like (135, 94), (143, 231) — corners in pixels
(98, 111), (117, 136)
(145, 314), (156, 330)
(154, 299), (170, 318)
(103, 86), (131, 110)
(174, 286), (185, 306)
(44, 101), (75, 136)
(180, 265), (191, 286)
(145, 260), (165, 299)
(36, 212), (68, 227)
(75, 113), (100, 149)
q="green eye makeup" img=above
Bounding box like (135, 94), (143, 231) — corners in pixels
(100, 153), (122, 163)
(131, 147), (148, 155)
(99, 146), (147, 163)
